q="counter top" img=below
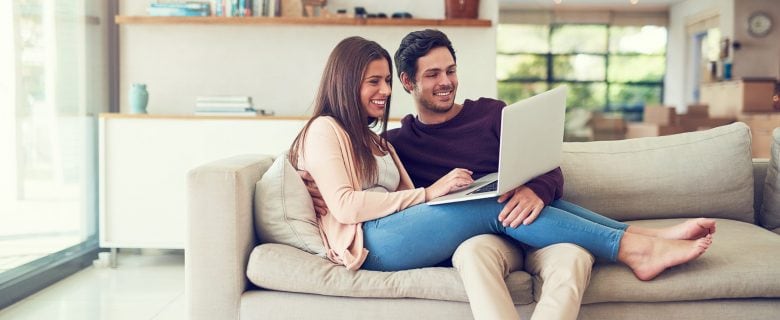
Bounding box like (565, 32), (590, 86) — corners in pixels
(99, 113), (310, 121)
(99, 113), (403, 122)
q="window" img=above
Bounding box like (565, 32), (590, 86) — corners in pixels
(0, 0), (110, 307)
(497, 23), (667, 120)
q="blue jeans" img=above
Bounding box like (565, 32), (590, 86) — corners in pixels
(361, 198), (628, 271)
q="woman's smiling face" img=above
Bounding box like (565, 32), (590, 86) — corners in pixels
(360, 58), (392, 119)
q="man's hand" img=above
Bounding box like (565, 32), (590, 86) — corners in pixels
(496, 186), (544, 228)
(298, 170), (329, 216)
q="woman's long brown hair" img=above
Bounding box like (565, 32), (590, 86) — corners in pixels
(289, 36), (392, 184)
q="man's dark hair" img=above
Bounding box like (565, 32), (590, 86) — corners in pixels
(394, 29), (456, 92)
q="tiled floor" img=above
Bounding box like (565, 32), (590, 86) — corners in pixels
(0, 251), (185, 320)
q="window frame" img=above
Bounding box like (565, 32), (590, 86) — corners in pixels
(497, 23), (667, 113)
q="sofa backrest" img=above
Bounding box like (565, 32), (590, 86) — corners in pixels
(560, 122), (755, 223)
(760, 128), (780, 233)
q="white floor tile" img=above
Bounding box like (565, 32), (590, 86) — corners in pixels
(151, 294), (185, 320)
(0, 252), (185, 320)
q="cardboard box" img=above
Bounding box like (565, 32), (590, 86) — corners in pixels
(738, 113), (780, 158)
(625, 123), (685, 139)
(593, 132), (625, 141)
(751, 133), (773, 158)
(591, 113), (627, 133)
(677, 116), (735, 132)
(700, 80), (778, 117)
(643, 105), (677, 125)
(685, 104), (709, 118)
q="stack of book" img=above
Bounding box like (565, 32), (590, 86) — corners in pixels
(147, 1), (211, 17)
(195, 96), (260, 116)
(213, 0), (264, 17)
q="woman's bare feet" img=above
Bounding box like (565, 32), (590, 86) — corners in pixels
(656, 218), (716, 240)
(618, 233), (712, 281)
(627, 218), (716, 240)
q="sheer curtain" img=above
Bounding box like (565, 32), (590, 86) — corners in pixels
(0, 0), (109, 308)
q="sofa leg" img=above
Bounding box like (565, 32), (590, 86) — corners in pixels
(110, 247), (118, 268)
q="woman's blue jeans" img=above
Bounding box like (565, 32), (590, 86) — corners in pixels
(361, 198), (628, 271)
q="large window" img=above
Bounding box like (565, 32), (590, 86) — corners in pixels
(497, 23), (667, 120)
(0, 0), (109, 308)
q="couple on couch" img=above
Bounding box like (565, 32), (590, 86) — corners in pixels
(290, 29), (716, 320)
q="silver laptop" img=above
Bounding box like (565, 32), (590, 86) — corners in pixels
(427, 85), (567, 205)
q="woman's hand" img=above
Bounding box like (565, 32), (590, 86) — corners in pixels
(425, 168), (474, 201)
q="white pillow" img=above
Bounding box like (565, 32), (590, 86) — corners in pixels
(254, 153), (326, 256)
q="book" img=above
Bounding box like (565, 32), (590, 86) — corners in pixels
(195, 106), (253, 112)
(195, 110), (261, 117)
(213, 0), (223, 16)
(148, 7), (210, 16)
(196, 95), (252, 103)
(252, 0), (261, 16)
(150, 2), (210, 10)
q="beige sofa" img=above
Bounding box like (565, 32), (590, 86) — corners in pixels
(186, 122), (780, 320)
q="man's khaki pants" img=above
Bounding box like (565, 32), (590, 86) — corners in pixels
(452, 235), (594, 320)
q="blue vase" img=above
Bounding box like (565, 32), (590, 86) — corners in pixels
(129, 83), (149, 114)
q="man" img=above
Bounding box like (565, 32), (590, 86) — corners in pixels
(385, 29), (594, 320)
(303, 29), (594, 320)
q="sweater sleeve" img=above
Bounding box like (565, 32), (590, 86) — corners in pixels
(523, 167), (564, 205)
(302, 118), (426, 225)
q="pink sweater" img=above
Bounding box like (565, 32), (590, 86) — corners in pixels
(296, 116), (426, 270)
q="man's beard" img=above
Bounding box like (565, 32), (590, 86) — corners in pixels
(418, 86), (455, 114)
(420, 97), (454, 114)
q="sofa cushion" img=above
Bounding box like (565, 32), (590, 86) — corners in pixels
(253, 154), (326, 256)
(582, 218), (780, 304)
(760, 128), (780, 233)
(561, 122), (754, 223)
(246, 243), (534, 304)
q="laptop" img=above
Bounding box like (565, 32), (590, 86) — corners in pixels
(427, 85), (567, 205)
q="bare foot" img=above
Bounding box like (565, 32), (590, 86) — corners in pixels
(619, 233), (712, 281)
(656, 218), (716, 240)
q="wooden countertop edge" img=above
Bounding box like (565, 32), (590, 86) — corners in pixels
(98, 113), (402, 122)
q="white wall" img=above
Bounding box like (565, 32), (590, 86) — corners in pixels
(731, 0), (780, 80)
(667, 0), (780, 111)
(118, 0), (498, 118)
(666, 0), (734, 111)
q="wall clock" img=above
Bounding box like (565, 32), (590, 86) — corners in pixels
(747, 11), (773, 38)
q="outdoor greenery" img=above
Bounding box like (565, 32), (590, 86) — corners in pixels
(497, 24), (667, 117)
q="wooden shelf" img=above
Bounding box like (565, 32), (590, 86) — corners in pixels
(114, 15), (492, 27)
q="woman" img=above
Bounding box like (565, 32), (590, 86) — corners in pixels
(290, 36), (713, 282)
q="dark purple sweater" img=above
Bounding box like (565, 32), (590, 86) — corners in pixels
(385, 97), (564, 205)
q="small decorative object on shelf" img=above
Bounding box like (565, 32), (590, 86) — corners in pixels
(302, 0), (326, 17)
(445, 0), (479, 19)
(129, 83), (149, 114)
(354, 6), (366, 19)
(281, 0), (303, 17)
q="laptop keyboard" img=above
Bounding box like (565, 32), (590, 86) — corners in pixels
(468, 180), (498, 195)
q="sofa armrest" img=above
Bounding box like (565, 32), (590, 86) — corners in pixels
(186, 154), (274, 320)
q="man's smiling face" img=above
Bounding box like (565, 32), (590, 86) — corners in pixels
(407, 46), (459, 115)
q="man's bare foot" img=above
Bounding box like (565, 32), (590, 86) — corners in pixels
(619, 233), (712, 281)
(656, 218), (716, 240)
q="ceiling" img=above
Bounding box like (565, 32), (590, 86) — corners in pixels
(499, 0), (688, 10)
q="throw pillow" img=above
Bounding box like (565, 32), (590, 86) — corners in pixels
(254, 153), (326, 256)
(760, 127), (780, 231)
(560, 122), (754, 223)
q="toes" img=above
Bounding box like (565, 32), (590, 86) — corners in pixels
(697, 218), (717, 234)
